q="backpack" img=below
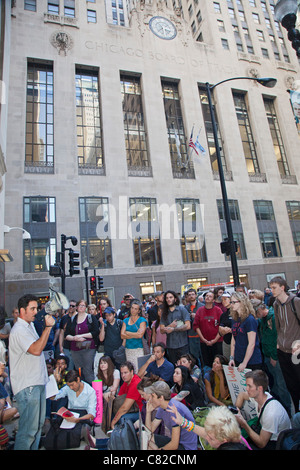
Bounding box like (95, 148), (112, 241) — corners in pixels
(290, 296), (300, 326)
(276, 428), (300, 450)
(107, 418), (139, 450)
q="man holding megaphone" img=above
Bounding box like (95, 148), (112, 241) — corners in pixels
(9, 294), (56, 450)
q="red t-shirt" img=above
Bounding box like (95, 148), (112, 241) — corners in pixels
(118, 374), (143, 410)
(193, 305), (223, 342)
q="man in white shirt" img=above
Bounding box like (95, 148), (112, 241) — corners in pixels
(9, 294), (56, 450)
(235, 369), (291, 449)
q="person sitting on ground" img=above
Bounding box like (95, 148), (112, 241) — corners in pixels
(235, 369), (291, 450)
(204, 354), (232, 407)
(53, 355), (69, 390)
(138, 343), (174, 385)
(110, 361), (143, 429)
(167, 402), (251, 450)
(52, 370), (97, 424)
(0, 382), (18, 424)
(144, 381), (198, 450)
(171, 365), (207, 410)
(96, 355), (120, 400)
(136, 375), (165, 435)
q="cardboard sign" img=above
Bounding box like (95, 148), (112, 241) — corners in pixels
(223, 365), (257, 420)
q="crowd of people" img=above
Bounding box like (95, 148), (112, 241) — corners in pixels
(0, 276), (299, 451)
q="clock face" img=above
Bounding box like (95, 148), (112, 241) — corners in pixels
(149, 16), (177, 40)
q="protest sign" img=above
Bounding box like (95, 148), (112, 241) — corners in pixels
(223, 365), (257, 420)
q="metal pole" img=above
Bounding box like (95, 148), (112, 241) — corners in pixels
(84, 266), (89, 304)
(205, 82), (240, 287)
(61, 234), (66, 293)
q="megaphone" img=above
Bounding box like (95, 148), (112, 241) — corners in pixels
(45, 289), (70, 314)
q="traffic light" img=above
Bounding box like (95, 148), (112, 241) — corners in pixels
(220, 239), (238, 256)
(49, 264), (62, 277)
(68, 249), (80, 276)
(90, 276), (96, 291)
(97, 276), (104, 290)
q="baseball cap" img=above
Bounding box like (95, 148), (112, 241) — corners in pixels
(222, 291), (231, 298)
(144, 381), (171, 399)
(251, 299), (265, 310)
(154, 291), (164, 297)
(104, 307), (115, 315)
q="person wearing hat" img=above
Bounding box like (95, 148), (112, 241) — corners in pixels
(144, 381), (198, 450)
(218, 292), (233, 361)
(99, 307), (123, 365)
(117, 293), (134, 320)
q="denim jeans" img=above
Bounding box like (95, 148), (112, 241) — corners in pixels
(14, 385), (46, 450)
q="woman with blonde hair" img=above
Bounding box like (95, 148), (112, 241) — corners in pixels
(168, 403), (251, 450)
(228, 292), (262, 373)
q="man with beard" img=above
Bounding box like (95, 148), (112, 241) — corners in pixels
(159, 291), (190, 365)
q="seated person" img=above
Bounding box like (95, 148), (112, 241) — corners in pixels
(52, 370), (97, 424)
(138, 343), (174, 385)
(136, 375), (164, 435)
(204, 354), (231, 406)
(0, 382), (18, 423)
(178, 353), (201, 383)
(111, 361), (143, 429)
(53, 355), (69, 390)
(171, 365), (207, 410)
(144, 381), (198, 450)
(96, 355), (120, 400)
(235, 369), (291, 450)
(168, 402), (251, 450)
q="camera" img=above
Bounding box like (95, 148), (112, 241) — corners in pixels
(227, 405), (239, 414)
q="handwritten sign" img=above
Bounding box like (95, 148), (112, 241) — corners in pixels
(223, 366), (257, 420)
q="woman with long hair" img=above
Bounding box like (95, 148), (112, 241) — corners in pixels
(121, 299), (147, 373)
(96, 355), (120, 400)
(229, 292), (262, 372)
(151, 304), (166, 347)
(171, 365), (207, 410)
(64, 299), (99, 385)
(204, 354), (231, 406)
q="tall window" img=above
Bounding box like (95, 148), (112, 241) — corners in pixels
(129, 198), (162, 266)
(64, 0), (75, 17)
(253, 200), (282, 258)
(217, 199), (247, 260)
(79, 197), (113, 268)
(23, 197), (56, 272)
(120, 74), (150, 175)
(263, 97), (290, 177)
(25, 0), (36, 11)
(162, 80), (194, 178)
(176, 199), (207, 264)
(48, 1), (59, 14)
(286, 201), (300, 255)
(25, 61), (54, 172)
(199, 86), (228, 176)
(233, 92), (261, 175)
(75, 68), (103, 172)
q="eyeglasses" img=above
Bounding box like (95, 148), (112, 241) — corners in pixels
(69, 305), (76, 308)
(230, 301), (240, 304)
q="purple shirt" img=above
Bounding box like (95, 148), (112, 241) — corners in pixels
(155, 398), (198, 450)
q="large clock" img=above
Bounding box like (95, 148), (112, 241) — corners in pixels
(149, 16), (177, 40)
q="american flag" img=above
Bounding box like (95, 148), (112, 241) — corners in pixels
(189, 128), (199, 155)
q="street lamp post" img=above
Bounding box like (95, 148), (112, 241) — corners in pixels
(83, 261), (90, 304)
(205, 76), (277, 287)
(275, 0), (300, 57)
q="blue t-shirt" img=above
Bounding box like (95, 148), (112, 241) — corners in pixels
(155, 398), (198, 450)
(232, 314), (262, 365)
(146, 359), (174, 384)
(123, 316), (148, 349)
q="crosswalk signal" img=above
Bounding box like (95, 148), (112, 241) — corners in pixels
(68, 249), (80, 276)
(90, 289), (95, 297)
